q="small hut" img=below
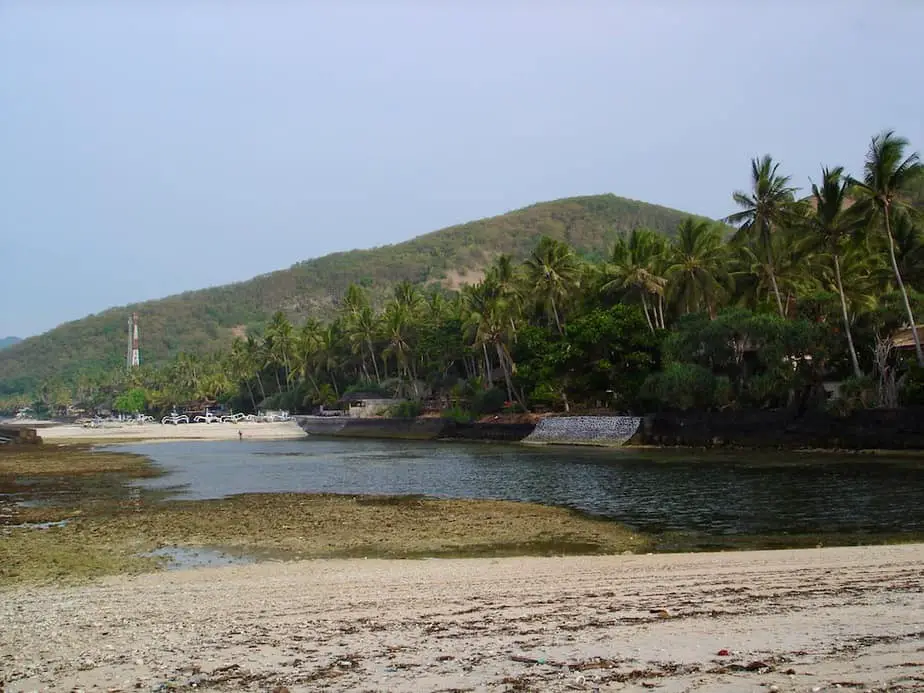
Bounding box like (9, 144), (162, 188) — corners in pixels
(338, 391), (401, 418)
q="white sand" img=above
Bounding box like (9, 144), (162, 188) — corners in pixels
(38, 420), (308, 444)
(2, 544), (922, 692)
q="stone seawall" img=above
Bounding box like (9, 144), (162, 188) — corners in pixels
(641, 408), (924, 450)
(523, 416), (642, 446)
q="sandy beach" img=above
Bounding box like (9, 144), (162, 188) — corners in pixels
(36, 420), (308, 444)
(3, 544), (922, 692)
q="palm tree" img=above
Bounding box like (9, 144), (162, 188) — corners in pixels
(244, 335), (267, 404)
(602, 228), (668, 332)
(462, 279), (526, 407)
(229, 338), (259, 410)
(726, 155), (798, 316)
(341, 283), (369, 318)
(381, 303), (416, 396)
(849, 131), (924, 365)
(264, 312), (295, 391)
(393, 280), (423, 314)
(665, 218), (731, 315)
(487, 253), (523, 337)
(523, 236), (580, 334)
(291, 319), (323, 399)
(891, 211), (924, 291)
(802, 166), (865, 377)
(347, 305), (381, 382)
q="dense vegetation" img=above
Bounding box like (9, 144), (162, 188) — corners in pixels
(3, 132), (924, 418)
(0, 195), (693, 396)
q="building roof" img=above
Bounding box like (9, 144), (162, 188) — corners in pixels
(892, 325), (923, 350)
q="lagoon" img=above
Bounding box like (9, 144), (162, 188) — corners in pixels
(121, 438), (924, 539)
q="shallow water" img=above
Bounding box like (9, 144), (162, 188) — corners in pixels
(113, 439), (924, 538)
(143, 546), (255, 570)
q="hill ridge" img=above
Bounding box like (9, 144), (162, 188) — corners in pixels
(0, 193), (699, 393)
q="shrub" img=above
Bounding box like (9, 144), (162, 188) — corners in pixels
(640, 363), (722, 412)
(900, 365), (924, 407)
(470, 387), (507, 416)
(440, 405), (473, 423)
(388, 400), (423, 418)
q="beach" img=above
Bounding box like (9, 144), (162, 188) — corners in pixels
(36, 420), (308, 444)
(3, 544), (922, 692)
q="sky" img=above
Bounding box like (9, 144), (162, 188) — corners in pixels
(2, 1), (923, 338)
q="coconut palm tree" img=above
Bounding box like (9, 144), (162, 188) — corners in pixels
(291, 319), (324, 399)
(665, 218), (731, 315)
(726, 155), (799, 316)
(381, 303), (416, 396)
(243, 335), (267, 403)
(802, 166), (865, 377)
(602, 227), (668, 332)
(849, 131), (924, 365)
(264, 312), (295, 391)
(229, 337), (259, 410)
(523, 236), (580, 334)
(890, 211), (924, 292)
(341, 283), (369, 318)
(347, 305), (381, 382)
(462, 279), (525, 407)
(393, 280), (423, 314)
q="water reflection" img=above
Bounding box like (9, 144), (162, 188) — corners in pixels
(117, 439), (924, 536)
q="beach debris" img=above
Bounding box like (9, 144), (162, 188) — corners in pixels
(717, 649), (730, 656)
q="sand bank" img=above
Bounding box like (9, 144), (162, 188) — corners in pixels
(38, 420), (308, 444)
(3, 544), (922, 692)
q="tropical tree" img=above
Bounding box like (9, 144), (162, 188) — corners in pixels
(802, 166), (865, 376)
(264, 312), (295, 390)
(229, 338), (259, 410)
(381, 303), (416, 396)
(602, 227), (667, 332)
(291, 319), (323, 400)
(463, 279), (525, 407)
(349, 305), (381, 382)
(523, 236), (581, 334)
(726, 155), (799, 316)
(890, 212), (924, 291)
(665, 218), (731, 315)
(849, 131), (924, 365)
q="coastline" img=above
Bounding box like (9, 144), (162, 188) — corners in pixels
(3, 544), (922, 692)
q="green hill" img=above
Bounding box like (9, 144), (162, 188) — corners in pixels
(0, 194), (697, 393)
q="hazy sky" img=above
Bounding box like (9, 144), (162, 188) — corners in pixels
(2, 1), (923, 338)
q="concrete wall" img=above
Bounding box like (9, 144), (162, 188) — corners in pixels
(295, 416), (536, 442)
(298, 409), (924, 450)
(0, 424), (42, 445)
(523, 416), (641, 446)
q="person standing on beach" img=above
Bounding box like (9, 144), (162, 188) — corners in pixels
(238, 430), (243, 441)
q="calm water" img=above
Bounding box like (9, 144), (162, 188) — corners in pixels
(118, 439), (924, 537)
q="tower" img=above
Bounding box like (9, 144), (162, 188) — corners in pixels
(127, 313), (140, 368)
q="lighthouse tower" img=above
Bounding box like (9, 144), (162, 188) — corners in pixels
(126, 313), (140, 368)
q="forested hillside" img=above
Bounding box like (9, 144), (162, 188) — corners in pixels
(0, 195), (694, 394)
